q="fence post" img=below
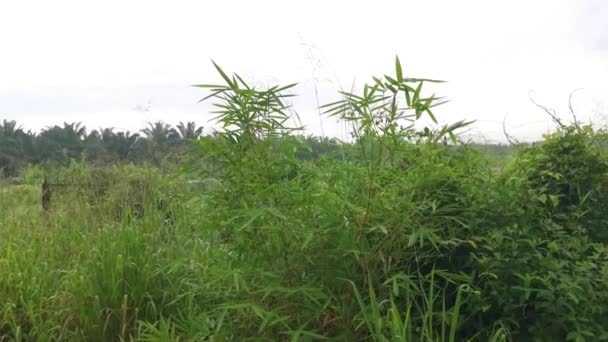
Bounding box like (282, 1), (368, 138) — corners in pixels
(41, 175), (51, 212)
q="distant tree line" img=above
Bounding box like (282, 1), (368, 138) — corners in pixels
(0, 119), (345, 177)
(0, 120), (205, 177)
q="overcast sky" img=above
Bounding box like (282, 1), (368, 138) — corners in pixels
(1, 0), (607, 142)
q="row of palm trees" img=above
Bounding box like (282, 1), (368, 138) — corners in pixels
(0, 120), (204, 176)
(0, 119), (348, 177)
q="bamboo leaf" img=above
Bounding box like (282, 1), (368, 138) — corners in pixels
(211, 60), (235, 88)
(395, 56), (403, 82)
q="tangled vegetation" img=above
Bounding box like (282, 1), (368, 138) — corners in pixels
(1, 58), (608, 341)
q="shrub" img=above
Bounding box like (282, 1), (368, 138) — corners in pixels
(3, 59), (608, 341)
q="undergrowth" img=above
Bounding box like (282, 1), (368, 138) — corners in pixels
(1, 58), (607, 341)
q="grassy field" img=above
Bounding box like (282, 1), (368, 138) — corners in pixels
(2, 61), (608, 341)
(1, 133), (607, 341)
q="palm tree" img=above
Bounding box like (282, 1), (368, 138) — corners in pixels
(0, 120), (22, 152)
(84, 129), (103, 162)
(83, 128), (140, 163)
(0, 120), (24, 176)
(141, 121), (179, 164)
(38, 122), (87, 164)
(114, 131), (139, 161)
(0, 120), (41, 175)
(176, 121), (204, 140)
(0, 120), (21, 135)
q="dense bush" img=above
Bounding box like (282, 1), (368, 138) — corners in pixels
(516, 126), (608, 242)
(469, 125), (608, 340)
(1, 59), (608, 341)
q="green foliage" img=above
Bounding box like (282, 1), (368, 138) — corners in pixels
(2, 58), (608, 341)
(0, 120), (206, 176)
(180, 58), (484, 340)
(513, 125), (608, 241)
(467, 125), (608, 340)
(0, 119), (36, 177)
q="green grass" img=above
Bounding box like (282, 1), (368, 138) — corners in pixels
(2, 59), (608, 341)
(1, 133), (605, 341)
(0, 171), (221, 340)
(0, 156), (490, 340)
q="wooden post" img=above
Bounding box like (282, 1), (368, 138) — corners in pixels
(41, 175), (51, 212)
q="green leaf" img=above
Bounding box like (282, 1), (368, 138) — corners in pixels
(384, 75), (400, 87)
(405, 77), (445, 83)
(395, 56), (403, 82)
(191, 83), (227, 89)
(266, 207), (287, 220)
(275, 83), (298, 92)
(300, 232), (314, 250)
(549, 195), (559, 207)
(234, 73), (251, 90)
(211, 60), (235, 88)
(413, 81), (424, 104)
(238, 208), (266, 231)
(426, 108), (438, 124)
(197, 90), (225, 103)
(449, 131), (457, 144)
(372, 76), (385, 89)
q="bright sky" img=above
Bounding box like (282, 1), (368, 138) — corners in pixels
(1, 0), (607, 142)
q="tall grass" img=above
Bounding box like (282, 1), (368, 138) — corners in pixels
(1, 59), (608, 341)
